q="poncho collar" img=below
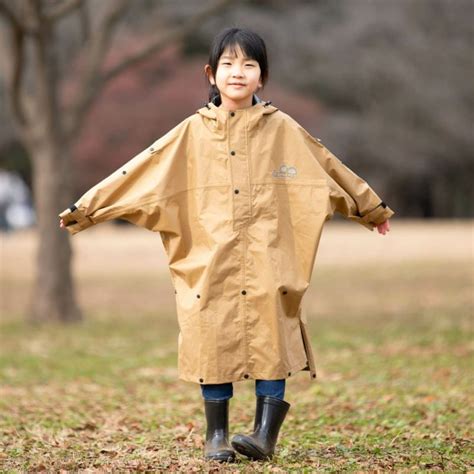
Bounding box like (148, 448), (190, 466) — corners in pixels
(196, 93), (278, 129)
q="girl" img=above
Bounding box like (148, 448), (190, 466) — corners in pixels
(59, 27), (394, 463)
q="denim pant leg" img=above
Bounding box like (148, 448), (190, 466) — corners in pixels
(255, 379), (286, 400)
(201, 382), (233, 400)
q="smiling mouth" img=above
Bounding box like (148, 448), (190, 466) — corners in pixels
(230, 83), (246, 86)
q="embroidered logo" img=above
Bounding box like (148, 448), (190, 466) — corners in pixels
(272, 164), (297, 179)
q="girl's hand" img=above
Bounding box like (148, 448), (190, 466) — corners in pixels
(376, 219), (390, 235)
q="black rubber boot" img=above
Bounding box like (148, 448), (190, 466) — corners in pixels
(203, 399), (236, 462)
(231, 395), (291, 461)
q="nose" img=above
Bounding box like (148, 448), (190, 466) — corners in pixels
(231, 64), (244, 76)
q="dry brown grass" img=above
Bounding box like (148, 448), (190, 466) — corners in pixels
(1, 218), (472, 318)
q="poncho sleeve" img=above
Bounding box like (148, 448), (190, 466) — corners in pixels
(58, 118), (189, 235)
(300, 126), (395, 231)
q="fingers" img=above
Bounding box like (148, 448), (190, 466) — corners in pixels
(377, 220), (390, 235)
(377, 221), (388, 235)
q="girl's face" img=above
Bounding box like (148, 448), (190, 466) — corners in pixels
(205, 45), (263, 110)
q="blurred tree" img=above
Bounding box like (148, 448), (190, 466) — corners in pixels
(265, 0), (474, 217)
(0, 0), (233, 324)
(192, 0), (473, 217)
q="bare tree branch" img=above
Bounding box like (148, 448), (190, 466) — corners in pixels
(78, 0), (90, 44)
(63, 0), (130, 140)
(44, 0), (83, 23)
(10, 21), (27, 126)
(0, 0), (29, 33)
(64, 0), (233, 142)
(0, 1), (30, 130)
(103, 0), (233, 83)
(0, 0), (42, 35)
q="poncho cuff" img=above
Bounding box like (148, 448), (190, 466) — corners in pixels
(359, 201), (395, 227)
(58, 204), (95, 235)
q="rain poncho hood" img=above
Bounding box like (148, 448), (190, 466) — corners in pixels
(59, 94), (395, 385)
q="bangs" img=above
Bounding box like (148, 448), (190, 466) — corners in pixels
(220, 41), (258, 62)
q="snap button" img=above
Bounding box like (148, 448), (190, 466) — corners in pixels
(244, 374), (249, 379)
(312, 374), (316, 378)
(122, 170), (127, 175)
(196, 294), (200, 299)
(234, 189), (239, 194)
(241, 290), (246, 295)
(288, 372), (291, 376)
(230, 112), (235, 117)
(174, 290), (177, 294)
(282, 290), (288, 295)
(230, 151), (236, 156)
(150, 147), (154, 152)
(199, 378), (204, 383)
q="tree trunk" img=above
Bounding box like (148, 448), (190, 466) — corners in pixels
(28, 139), (82, 324)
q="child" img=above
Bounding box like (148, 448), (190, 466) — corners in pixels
(59, 27), (394, 463)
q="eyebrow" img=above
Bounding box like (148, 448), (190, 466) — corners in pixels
(221, 55), (256, 60)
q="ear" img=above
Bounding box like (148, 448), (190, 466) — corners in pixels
(204, 64), (216, 85)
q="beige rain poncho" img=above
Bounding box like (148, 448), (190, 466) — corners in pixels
(59, 97), (395, 385)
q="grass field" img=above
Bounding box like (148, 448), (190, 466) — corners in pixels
(1, 219), (473, 472)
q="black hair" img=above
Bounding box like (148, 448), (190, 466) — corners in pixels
(205, 27), (269, 103)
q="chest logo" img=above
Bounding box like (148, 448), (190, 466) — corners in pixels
(272, 164), (297, 179)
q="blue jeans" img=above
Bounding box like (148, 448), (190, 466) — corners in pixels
(201, 379), (285, 401)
